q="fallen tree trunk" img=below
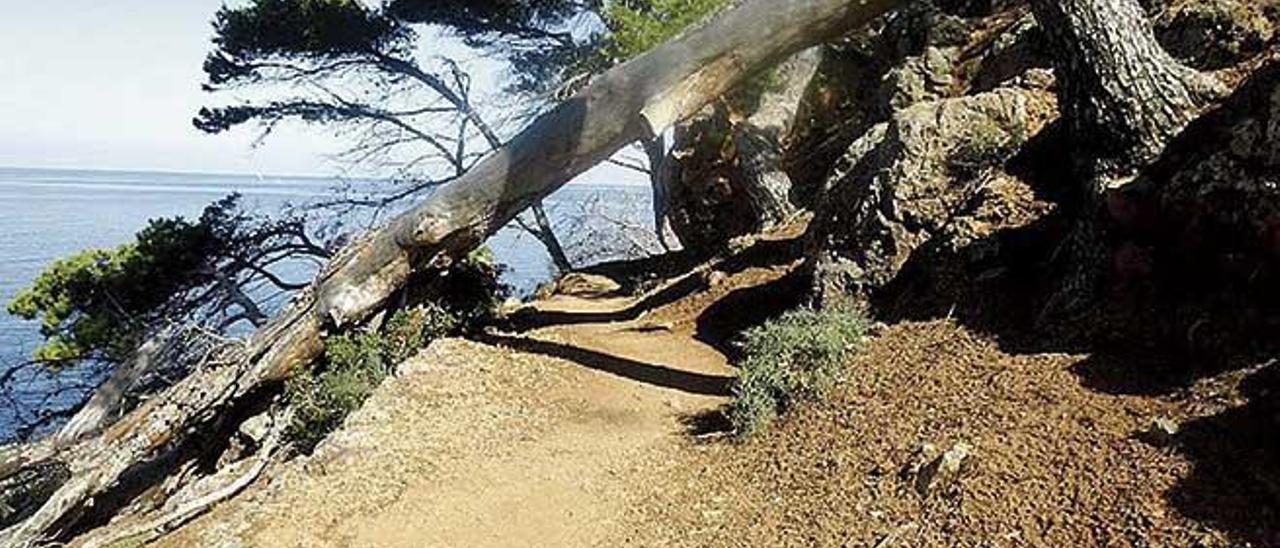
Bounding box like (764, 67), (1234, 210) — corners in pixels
(0, 0), (903, 545)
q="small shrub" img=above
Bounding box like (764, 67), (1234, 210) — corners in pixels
(730, 305), (868, 438)
(284, 256), (505, 452)
(381, 303), (456, 366)
(284, 306), (461, 452)
(285, 331), (389, 452)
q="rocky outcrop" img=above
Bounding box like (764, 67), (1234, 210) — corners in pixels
(807, 79), (1058, 303)
(1147, 59), (1280, 256)
(553, 272), (623, 298)
(1155, 0), (1275, 70)
(801, 0), (1279, 317)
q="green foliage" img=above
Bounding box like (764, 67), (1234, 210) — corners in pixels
(730, 305), (868, 438)
(206, 0), (408, 84)
(7, 218), (217, 363)
(381, 303), (458, 366)
(602, 0), (730, 60)
(8, 194), (324, 366)
(385, 0), (604, 94)
(285, 331), (390, 452)
(284, 254), (505, 452)
(386, 0), (584, 42)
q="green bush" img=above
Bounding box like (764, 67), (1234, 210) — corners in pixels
(730, 306), (869, 438)
(284, 252), (505, 452)
(381, 303), (457, 366)
(285, 304), (464, 452)
(603, 0), (729, 60)
(7, 218), (216, 363)
(285, 331), (389, 452)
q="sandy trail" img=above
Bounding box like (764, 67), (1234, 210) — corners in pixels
(155, 266), (785, 548)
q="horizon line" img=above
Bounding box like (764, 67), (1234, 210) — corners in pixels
(0, 163), (345, 181)
(0, 164), (650, 188)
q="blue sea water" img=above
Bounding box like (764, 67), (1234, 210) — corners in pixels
(0, 166), (651, 442)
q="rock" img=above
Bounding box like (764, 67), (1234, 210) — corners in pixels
(218, 411), (276, 467)
(1156, 0), (1274, 70)
(1142, 417), (1181, 446)
(970, 14), (1053, 93)
(807, 84), (1058, 304)
(532, 281), (558, 301)
(554, 272), (622, 298)
(902, 442), (939, 477)
(874, 522), (920, 548)
(239, 411), (273, 446)
(876, 46), (957, 115)
(913, 442), (973, 497)
(1116, 59), (1280, 348)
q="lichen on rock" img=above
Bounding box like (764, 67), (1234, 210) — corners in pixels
(807, 82), (1059, 304)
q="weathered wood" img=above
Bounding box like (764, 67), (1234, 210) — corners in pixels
(734, 47), (824, 226)
(79, 413), (285, 548)
(52, 338), (164, 445)
(640, 135), (677, 251)
(1028, 0), (1222, 186)
(0, 1), (904, 545)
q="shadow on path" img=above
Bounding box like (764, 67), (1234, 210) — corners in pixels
(476, 333), (734, 397)
(507, 236), (806, 332)
(504, 274), (707, 331)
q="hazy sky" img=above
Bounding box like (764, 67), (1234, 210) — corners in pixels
(0, 1), (643, 184)
(0, 1), (334, 174)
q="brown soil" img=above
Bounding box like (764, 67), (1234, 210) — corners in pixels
(616, 320), (1279, 547)
(141, 233), (1277, 547)
(148, 245), (792, 548)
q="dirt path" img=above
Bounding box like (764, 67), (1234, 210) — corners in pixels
(140, 261), (1278, 547)
(155, 264), (789, 548)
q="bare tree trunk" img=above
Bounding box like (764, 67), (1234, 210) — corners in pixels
(51, 340), (163, 445)
(733, 47), (824, 227)
(529, 204), (574, 271)
(456, 77), (571, 273)
(640, 135), (677, 251)
(1029, 0), (1222, 187)
(0, 1), (903, 544)
(1027, 0), (1224, 317)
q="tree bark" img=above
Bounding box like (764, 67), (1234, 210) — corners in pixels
(446, 66), (571, 274)
(665, 47), (824, 252)
(640, 135), (677, 251)
(733, 47), (824, 227)
(1028, 0), (1221, 188)
(1027, 0), (1225, 318)
(0, 1), (903, 544)
(51, 339), (163, 446)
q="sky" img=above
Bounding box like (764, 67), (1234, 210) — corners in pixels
(0, 0), (644, 184)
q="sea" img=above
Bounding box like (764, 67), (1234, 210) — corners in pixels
(0, 166), (653, 442)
